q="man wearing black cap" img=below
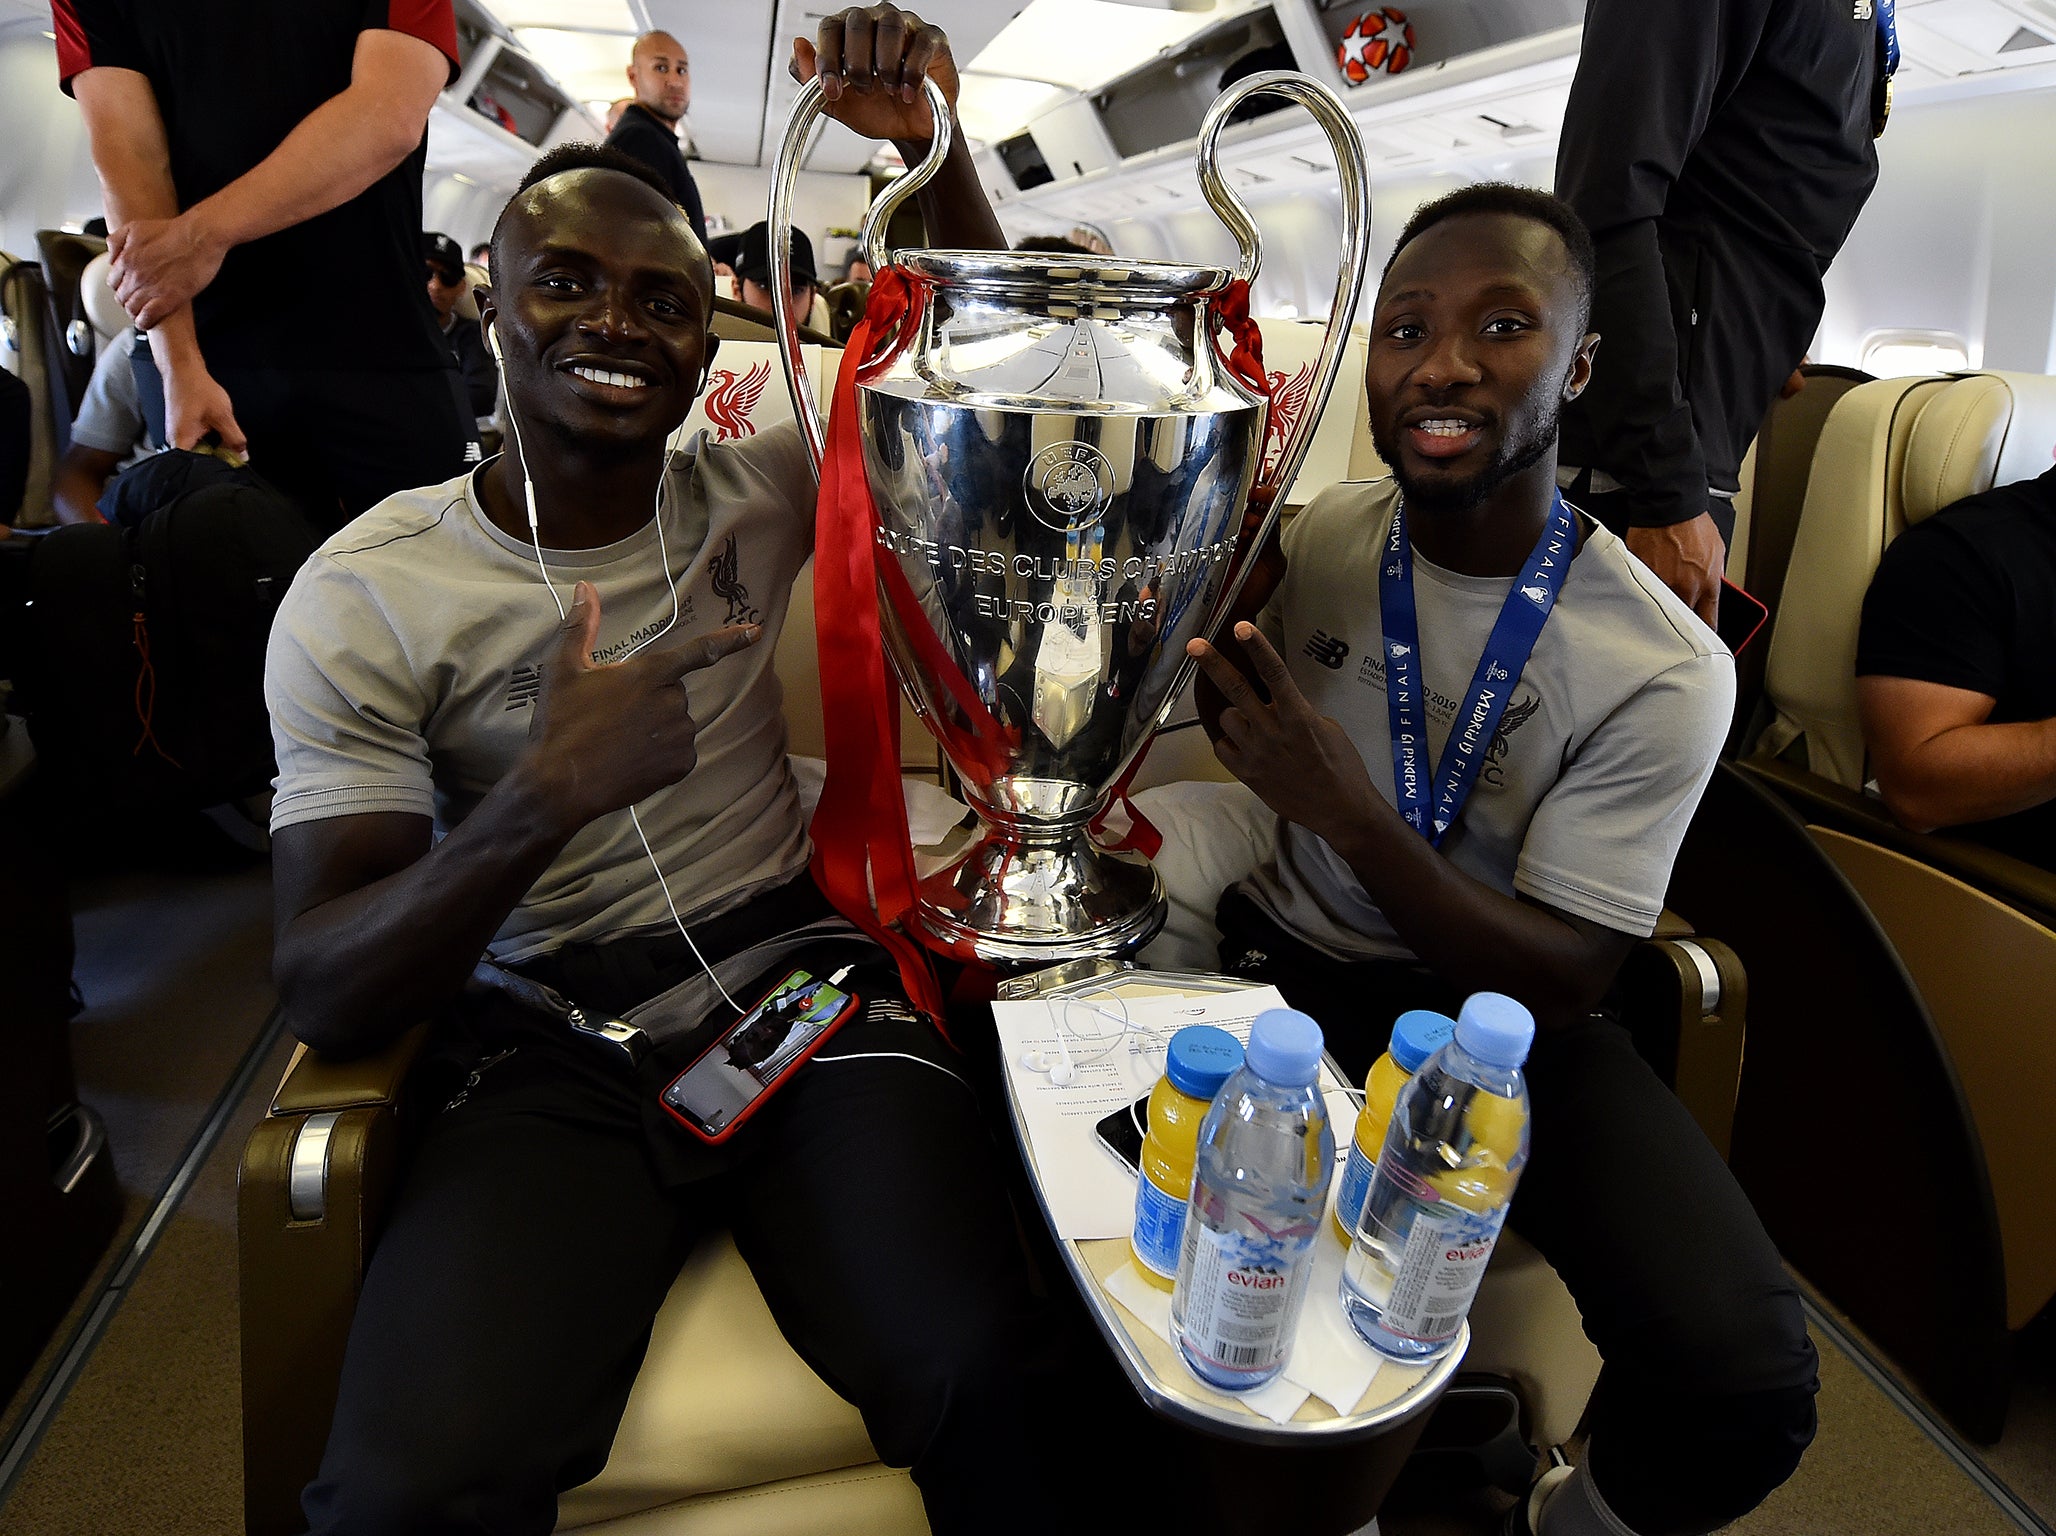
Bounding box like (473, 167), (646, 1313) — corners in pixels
(425, 231), (494, 422)
(735, 221), (819, 327)
(706, 230), (743, 304)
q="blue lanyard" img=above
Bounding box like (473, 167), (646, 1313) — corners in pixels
(1876, 0), (1899, 78)
(1380, 494), (1574, 846)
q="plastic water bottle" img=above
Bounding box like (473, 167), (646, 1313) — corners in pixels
(1171, 1008), (1336, 1391)
(1330, 1009), (1457, 1246)
(1340, 993), (1534, 1361)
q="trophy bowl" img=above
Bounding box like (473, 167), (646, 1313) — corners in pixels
(771, 72), (1369, 965)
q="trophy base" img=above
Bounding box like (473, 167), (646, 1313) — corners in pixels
(914, 820), (1167, 968)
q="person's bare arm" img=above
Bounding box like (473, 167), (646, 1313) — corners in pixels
(51, 442), (122, 524)
(792, 5), (1006, 254)
(1193, 623), (1635, 1027)
(1859, 674), (2056, 834)
(107, 29), (448, 329)
(274, 583), (761, 1057)
(69, 66), (247, 452)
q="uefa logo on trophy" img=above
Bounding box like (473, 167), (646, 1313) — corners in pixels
(1025, 443), (1115, 532)
(769, 71), (1372, 963)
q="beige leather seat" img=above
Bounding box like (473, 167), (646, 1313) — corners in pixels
(79, 251), (129, 349)
(1756, 370), (2056, 786)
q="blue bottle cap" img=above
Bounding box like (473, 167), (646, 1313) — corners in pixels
(1454, 993), (1535, 1069)
(1244, 1009), (1325, 1087)
(1164, 1025), (1244, 1099)
(1389, 1009), (1457, 1074)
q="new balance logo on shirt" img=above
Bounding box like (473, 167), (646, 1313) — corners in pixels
(505, 665), (542, 711)
(1304, 630), (1350, 669)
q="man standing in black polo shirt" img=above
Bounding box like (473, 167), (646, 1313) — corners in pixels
(604, 30), (710, 248)
(1553, 0), (1886, 626)
(55, 0), (474, 530)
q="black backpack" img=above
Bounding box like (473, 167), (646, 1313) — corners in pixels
(17, 452), (320, 809)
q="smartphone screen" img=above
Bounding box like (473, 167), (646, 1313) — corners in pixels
(1094, 1093), (1151, 1173)
(661, 969), (854, 1139)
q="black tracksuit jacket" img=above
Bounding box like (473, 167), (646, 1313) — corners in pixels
(1557, 0), (1882, 529)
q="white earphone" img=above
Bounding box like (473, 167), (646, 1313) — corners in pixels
(486, 316), (743, 1016)
(1019, 1040), (1077, 1088)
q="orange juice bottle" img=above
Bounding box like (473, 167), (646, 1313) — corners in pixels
(1129, 1025), (1244, 1290)
(1330, 1010), (1456, 1245)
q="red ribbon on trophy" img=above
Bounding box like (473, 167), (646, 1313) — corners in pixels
(809, 267), (954, 1025)
(1089, 278), (1276, 859)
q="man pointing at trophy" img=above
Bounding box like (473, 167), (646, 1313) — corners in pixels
(260, 11), (1077, 1533)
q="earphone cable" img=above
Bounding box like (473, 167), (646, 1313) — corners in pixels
(499, 344), (738, 1015)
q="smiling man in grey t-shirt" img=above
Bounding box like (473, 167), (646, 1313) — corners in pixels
(255, 21), (1113, 1531)
(1181, 185), (1817, 1536)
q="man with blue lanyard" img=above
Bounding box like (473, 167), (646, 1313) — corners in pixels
(1187, 184), (1818, 1536)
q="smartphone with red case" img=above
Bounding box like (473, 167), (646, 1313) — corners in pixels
(659, 968), (859, 1144)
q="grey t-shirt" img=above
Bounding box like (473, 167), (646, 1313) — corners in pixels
(1243, 478), (1733, 962)
(266, 423), (816, 964)
(69, 328), (155, 470)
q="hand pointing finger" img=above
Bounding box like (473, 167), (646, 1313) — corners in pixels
(642, 622), (764, 683)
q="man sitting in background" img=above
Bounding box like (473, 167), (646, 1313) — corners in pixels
(424, 231), (496, 429)
(51, 326), (160, 524)
(734, 222), (826, 332)
(1857, 464), (2056, 868)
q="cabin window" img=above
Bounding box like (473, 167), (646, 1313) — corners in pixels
(1859, 329), (1972, 378)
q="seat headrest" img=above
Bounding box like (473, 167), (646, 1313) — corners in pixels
(80, 251), (128, 342)
(1903, 371), (2056, 524)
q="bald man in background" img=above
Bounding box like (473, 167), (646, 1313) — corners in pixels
(604, 30), (707, 246)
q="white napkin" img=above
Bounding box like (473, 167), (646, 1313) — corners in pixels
(1101, 1260), (1314, 1425)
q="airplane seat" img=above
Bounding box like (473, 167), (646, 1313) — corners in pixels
(1748, 369), (2056, 921)
(0, 251), (64, 527)
(35, 230), (107, 417)
(78, 251), (129, 347)
(455, 262), (489, 325)
(824, 280), (869, 343)
(1753, 374), (1953, 786)
(1667, 762), (2017, 1442)
(1724, 365), (1874, 751)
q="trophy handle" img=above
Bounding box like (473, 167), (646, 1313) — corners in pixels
(1192, 70), (1371, 622)
(768, 73), (955, 473)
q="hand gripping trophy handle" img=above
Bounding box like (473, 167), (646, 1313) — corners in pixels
(766, 73), (954, 471)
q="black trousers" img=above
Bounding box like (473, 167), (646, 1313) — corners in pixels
(302, 882), (1094, 1535)
(210, 364), (474, 532)
(1217, 892), (1819, 1536)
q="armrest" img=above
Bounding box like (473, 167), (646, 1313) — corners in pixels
(239, 1023), (426, 1536)
(269, 1023), (430, 1116)
(1614, 934), (1747, 1161)
(1741, 756), (2056, 928)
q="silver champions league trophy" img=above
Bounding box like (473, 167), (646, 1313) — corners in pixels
(768, 71), (1369, 964)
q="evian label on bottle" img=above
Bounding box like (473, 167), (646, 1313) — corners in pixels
(1176, 1221), (1301, 1375)
(1378, 1203), (1507, 1344)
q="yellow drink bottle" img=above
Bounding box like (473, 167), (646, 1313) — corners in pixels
(1129, 1025), (1244, 1290)
(1331, 1010), (1456, 1245)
